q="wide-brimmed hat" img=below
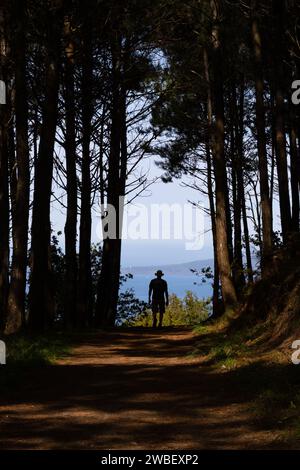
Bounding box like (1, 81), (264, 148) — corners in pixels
(155, 270), (164, 276)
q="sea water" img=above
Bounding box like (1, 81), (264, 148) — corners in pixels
(120, 274), (212, 301)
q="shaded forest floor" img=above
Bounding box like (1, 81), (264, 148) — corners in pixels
(0, 327), (300, 450)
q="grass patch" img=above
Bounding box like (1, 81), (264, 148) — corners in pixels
(208, 339), (248, 369)
(4, 334), (71, 366)
(191, 317), (277, 368)
(191, 320), (252, 368)
(192, 324), (210, 336)
(191, 318), (300, 446)
(0, 333), (71, 392)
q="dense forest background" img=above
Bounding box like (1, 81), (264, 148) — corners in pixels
(0, 0), (300, 335)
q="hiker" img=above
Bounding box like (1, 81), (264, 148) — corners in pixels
(148, 270), (169, 328)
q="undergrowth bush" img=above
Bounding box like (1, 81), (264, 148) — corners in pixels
(2, 334), (70, 366)
(127, 291), (210, 327)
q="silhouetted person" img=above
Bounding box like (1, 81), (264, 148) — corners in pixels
(148, 270), (169, 328)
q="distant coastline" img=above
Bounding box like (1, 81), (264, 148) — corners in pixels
(122, 258), (214, 277)
(121, 259), (214, 301)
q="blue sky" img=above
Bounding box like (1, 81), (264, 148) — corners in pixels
(51, 154), (282, 268)
(51, 156), (213, 267)
(120, 175), (213, 266)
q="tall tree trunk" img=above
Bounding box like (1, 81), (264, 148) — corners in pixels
(296, 63), (300, 194)
(289, 102), (300, 232)
(206, 134), (222, 316)
(78, 15), (93, 328)
(224, 178), (233, 268)
(63, 16), (77, 329)
(210, 0), (238, 310)
(96, 38), (126, 327)
(241, 191), (253, 282)
(238, 75), (253, 282)
(29, 16), (60, 332)
(5, 0), (30, 335)
(269, 89), (276, 226)
(237, 74), (253, 282)
(203, 47), (222, 317)
(230, 82), (245, 293)
(0, 3), (10, 331)
(251, 3), (273, 274)
(272, 0), (292, 241)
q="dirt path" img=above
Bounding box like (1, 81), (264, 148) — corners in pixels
(0, 328), (285, 449)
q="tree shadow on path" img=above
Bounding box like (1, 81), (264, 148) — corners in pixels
(0, 328), (298, 450)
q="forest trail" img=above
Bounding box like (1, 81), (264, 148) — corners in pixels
(0, 328), (287, 449)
